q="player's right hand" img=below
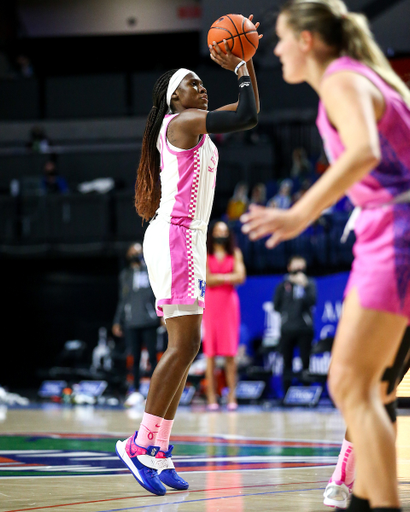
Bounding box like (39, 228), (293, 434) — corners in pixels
(209, 40), (243, 72)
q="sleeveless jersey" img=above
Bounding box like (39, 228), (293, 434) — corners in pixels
(156, 113), (219, 228)
(316, 56), (410, 208)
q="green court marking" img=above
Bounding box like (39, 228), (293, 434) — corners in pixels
(0, 435), (339, 457)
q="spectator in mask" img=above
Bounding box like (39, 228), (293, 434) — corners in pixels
(112, 242), (160, 406)
(273, 255), (316, 394)
(202, 221), (246, 410)
(40, 158), (68, 194)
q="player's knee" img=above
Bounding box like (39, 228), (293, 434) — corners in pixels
(328, 364), (372, 410)
(180, 335), (201, 364)
(328, 367), (349, 407)
(191, 336), (201, 359)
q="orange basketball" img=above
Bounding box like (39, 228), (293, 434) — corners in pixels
(207, 14), (259, 62)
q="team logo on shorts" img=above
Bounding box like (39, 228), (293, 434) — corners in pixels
(198, 279), (206, 298)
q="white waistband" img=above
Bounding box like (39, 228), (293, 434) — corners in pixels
(151, 213), (207, 232)
(341, 193), (410, 243)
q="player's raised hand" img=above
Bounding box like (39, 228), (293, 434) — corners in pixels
(247, 14), (263, 42)
(209, 40), (242, 72)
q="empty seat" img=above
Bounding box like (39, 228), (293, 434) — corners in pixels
(114, 191), (146, 242)
(0, 196), (18, 241)
(0, 79), (40, 120)
(47, 194), (111, 243)
(46, 74), (127, 119)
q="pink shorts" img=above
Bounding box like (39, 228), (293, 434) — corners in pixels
(344, 204), (410, 321)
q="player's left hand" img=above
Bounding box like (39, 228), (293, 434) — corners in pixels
(240, 205), (309, 248)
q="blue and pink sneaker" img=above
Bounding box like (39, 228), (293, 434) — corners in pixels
(156, 445), (189, 490)
(115, 432), (166, 496)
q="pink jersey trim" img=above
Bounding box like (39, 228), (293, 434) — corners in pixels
(162, 114), (207, 156)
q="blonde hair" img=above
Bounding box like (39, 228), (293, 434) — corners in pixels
(280, 0), (410, 108)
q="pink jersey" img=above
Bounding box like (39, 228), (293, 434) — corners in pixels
(317, 56), (410, 208)
(316, 56), (410, 319)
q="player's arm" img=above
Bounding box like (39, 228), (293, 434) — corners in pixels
(175, 45), (258, 136)
(214, 57), (260, 114)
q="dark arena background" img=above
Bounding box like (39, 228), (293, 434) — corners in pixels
(0, 1), (410, 511)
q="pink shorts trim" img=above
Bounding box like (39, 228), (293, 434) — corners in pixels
(344, 276), (410, 323)
(156, 297), (205, 316)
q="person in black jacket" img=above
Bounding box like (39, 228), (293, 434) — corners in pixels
(112, 242), (160, 406)
(273, 255), (317, 393)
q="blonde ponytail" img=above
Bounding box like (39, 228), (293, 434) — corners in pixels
(342, 12), (410, 108)
(281, 0), (410, 108)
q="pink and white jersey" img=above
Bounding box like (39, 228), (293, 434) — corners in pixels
(143, 113), (219, 316)
(156, 114), (219, 228)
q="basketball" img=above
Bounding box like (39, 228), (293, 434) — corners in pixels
(207, 14), (259, 62)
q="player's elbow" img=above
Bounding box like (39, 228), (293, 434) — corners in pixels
(242, 113), (258, 131)
(363, 143), (381, 168)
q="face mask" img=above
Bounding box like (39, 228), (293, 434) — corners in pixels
(289, 269), (305, 275)
(129, 254), (142, 264)
(214, 236), (229, 245)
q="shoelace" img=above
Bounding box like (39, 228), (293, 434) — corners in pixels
(145, 467), (159, 479)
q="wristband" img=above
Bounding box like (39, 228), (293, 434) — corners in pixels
(234, 60), (246, 75)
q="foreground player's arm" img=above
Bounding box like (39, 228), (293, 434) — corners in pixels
(241, 72), (381, 247)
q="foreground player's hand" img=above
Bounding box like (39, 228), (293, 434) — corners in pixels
(240, 205), (308, 248)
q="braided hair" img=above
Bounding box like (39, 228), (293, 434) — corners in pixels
(135, 69), (178, 221)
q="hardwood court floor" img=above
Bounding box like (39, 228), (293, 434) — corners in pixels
(0, 404), (409, 512)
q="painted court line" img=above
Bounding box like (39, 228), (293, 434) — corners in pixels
(4, 481), (328, 512)
(95, 487), (325, 512)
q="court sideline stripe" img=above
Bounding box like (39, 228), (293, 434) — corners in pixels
(88, 487), (326, 512)
(4, 481), (328, 512)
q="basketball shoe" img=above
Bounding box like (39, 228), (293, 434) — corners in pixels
(156, 445), (189, 490)
(116, 432), (166, 496)
(323, 480), (352, 508)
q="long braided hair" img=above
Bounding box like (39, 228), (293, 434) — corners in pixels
(135, 69), (178, 221)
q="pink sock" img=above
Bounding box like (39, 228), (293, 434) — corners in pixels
(135, 412), (163, 449)
(331, 438), (355, 486)
(156, 419), (174, 452)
